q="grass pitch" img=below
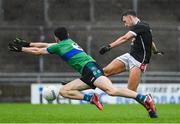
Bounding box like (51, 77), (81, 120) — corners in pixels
(0, 104), (180, 123)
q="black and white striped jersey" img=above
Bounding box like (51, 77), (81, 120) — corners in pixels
(129, 21), (152, 64)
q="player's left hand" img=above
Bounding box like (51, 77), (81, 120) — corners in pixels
(8, 43), (22, 52)
(153, 51), (164, 56)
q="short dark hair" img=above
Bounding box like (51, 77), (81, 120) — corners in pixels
(54, 27), (68, 41)
(121, 10), (137, 21)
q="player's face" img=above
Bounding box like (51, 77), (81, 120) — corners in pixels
(122, 16), (134, 28)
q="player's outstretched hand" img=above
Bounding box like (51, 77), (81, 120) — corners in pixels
(99, 45), (111, 55)
(153, 51), (164, 56)
(13, 38), (30, 47)
(8, 42), (22, 52)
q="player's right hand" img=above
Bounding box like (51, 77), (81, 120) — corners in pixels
(13, 38), (30, 47)
(8, 42), (22, 52)
(99, 45), (111, 55)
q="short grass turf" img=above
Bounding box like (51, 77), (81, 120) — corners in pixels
(0, 104), (180, 123)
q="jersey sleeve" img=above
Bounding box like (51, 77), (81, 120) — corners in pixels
(130, 24), (145, 36)
(47, 44), (59, 54)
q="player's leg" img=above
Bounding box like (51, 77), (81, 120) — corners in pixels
(85, 61), (142, 99)
(59, 78), (103, 110)
(128, 68), (158, 118)
(103, 59), (126, 76)
(127, 67), (142, 91)
(93, 75), (157, 116)
(127, 60), (157, 118)
(93, 75), (145, 101)
(59, 78), (90, 100)
(83, 62), (156, 113)
(93, 76), (137, 98)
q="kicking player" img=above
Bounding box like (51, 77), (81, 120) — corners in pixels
(99, 10), (162, 117)
(8, 27), (157, 118)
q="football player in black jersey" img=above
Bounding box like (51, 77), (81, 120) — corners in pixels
(99, 10), (163, 118)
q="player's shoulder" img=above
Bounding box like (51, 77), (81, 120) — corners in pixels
(61, 39), (75, 44)
(137, 21), (150, 28)
(48, 43), (58, 46)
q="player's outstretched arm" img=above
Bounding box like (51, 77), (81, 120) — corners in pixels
(22, 47), (49, 55)
(30, 42), (56, 48)
(99, 31), (134, 55)
(8, 44), (50, 55)
(109, 31), (134, 48)
(13, 37), (56, 48)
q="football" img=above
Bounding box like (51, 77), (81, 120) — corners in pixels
(42, 85), (59, 102)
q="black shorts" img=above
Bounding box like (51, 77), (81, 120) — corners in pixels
(80, 62), (104, 89)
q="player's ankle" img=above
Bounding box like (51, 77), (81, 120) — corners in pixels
(135, 94), (146, 103)
(83, 94), (93, 102)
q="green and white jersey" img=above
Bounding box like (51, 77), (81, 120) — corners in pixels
(47, 39), (95, 74)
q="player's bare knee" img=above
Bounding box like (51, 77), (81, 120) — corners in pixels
(59, 87), (68, 97)
(103, 67), (112, 76)
(103, 68), (108, 76)
(106, 88), (117, 96)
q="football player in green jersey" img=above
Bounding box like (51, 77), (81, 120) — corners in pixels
(8, 27), (157, 117)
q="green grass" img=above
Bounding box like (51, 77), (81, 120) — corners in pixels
(0, 104), (180, 123)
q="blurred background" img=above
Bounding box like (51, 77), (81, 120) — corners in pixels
(0, 0), (179, 103)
